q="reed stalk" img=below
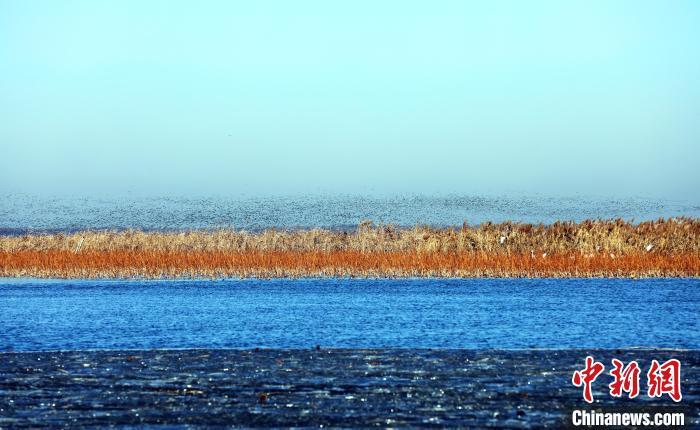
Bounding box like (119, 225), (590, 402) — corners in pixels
(1, 218), (697, 278)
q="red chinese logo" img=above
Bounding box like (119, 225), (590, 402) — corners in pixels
(572, 356), (605, 403)
(572, 357), (682, 403)
(609, 358), (640, 399)
(647, 359), (682, 402)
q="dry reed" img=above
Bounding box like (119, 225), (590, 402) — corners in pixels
(1, 218), (698, 278)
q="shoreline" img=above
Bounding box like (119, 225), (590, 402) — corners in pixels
(3, 347), (697, 354)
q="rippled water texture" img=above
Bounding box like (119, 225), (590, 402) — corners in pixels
(1, 278), (698, 351)
(2, 194), (699, 232)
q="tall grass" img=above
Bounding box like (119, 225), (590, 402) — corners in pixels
(1, 250), (697, 278)
(1, 218), (698, 278)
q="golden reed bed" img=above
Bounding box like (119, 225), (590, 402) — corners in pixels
(1, 218), (698, 278)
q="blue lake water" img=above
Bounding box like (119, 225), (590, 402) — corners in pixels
(1, 278), (698, 351)
(2, 194), (699, 232)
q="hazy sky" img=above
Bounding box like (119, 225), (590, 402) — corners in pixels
(1, 1), (698, 198)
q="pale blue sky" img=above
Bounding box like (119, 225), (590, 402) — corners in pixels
(1, 1), (698, 198)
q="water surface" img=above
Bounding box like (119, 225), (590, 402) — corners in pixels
(2, 194), (698, 232)
(1, 278), (698, 351)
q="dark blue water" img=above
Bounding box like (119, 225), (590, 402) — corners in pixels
(2, 194), (699, 232)
(1, 278), (698, 351)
